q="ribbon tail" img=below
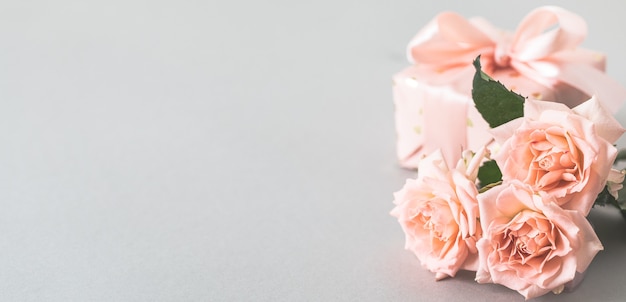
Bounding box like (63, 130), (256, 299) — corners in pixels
(557, 63), (626, 113)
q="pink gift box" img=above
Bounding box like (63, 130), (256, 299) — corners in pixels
(394, 6), (625, 169)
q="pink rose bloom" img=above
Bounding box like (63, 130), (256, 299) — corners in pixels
(491, 97), (624, 215)
(476, 181), (603, 299)
(391, 148), (485, 280)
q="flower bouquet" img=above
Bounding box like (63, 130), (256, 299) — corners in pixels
(390, 7), (626, 300)
(391, 56), (626, 300)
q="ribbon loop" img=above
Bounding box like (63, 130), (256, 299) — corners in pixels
(511, 6), (587, 62)
(408, 12), (496, 69)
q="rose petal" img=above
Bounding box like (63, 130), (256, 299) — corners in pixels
(573, 96), (625, 143)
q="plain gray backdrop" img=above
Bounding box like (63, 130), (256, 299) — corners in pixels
(2, 0), (626, 301)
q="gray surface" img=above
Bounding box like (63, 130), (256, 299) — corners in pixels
(2, 1), (626, 301)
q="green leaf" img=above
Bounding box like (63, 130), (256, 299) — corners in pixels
(614, 176), (626, 217)
(477, 160), (502, 188)
(594, 173), (626, 220)
(471, 56), (525, 128)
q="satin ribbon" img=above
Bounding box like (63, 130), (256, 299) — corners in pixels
(407, 6), (626, 113)
(404, 6), (626, 167)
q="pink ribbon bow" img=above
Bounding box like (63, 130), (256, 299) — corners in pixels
(407, 6), (626, 113)
(400, 6), (626, 168)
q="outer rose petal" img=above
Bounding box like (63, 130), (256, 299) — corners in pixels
(476, 181), (603, 300)
(391, 149), (482, 279)
(573, 96), (625, 143)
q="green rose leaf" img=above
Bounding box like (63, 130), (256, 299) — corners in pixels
(594, 174), (626, 219)
(595, 186), (617, 207)
(471, 56), (525, 128)
(477, 159), (502, 189)
(612, 175), (626, 219)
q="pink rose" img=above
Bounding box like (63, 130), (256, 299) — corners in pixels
(391, 148), (485, 280)
(491, 97), (624, 215)
(476, 181), (603, 299)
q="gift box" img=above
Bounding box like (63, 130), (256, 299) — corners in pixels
(394, 6), (626, 169)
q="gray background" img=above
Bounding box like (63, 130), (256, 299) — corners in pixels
(2, 0), (626, 301)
